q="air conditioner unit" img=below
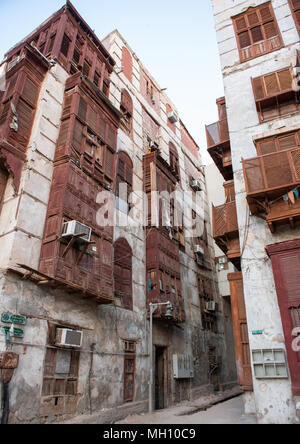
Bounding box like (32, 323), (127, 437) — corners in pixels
(55, 328), (83, 348)
(194, 245), (204, 255)
(190, 179), (202, 191)
(61, 220), (92, 243)
(173, 354), (194, 379)
(206, 301), (216, 312)
(168, 111), (178, 124)
(149, 141), (159, 151)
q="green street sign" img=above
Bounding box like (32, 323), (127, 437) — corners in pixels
(13, 328), (24, 338)
(1, 313), (27, 325)
(0, 326), (24, 338)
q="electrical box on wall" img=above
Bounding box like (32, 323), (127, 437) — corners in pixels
(173, 354), (194, 379)
(252, 349), (289, 379)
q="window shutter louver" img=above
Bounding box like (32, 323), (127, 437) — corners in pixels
(239, 31), (251, 48)
(17, 99), (34, 138)
(105, 148), (114, 178)
(236, 17), (247, 31)
(278, 134), (297, 151)
(252, 77), (265, 100)
(73, 119), (83, 152)
(265, 73), (280, 95)
(259, 4), (273, 21)
(263, 21), (277, 39)
(248, 11), (260, 26)
(258, 139), (277, 155)
(251, 26), (263, 43)
(278, 68), (292, 91)
(78, 97), (87, 122)
(22, 78), (39, 106)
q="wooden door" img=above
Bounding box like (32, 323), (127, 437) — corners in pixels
(228, 273), (253, 391)
(155, 347), (168, 410)
(267, 240), (300, 396)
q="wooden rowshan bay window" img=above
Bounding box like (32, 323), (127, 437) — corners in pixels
(255, 130), (300, 156)
(233, 2), (283, 62)
(252, 66), (299, 123)
(289, 0), (300, 36)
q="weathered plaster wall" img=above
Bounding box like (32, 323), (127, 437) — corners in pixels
(212, 0), (299, 424)
(104, 30), (237, 401)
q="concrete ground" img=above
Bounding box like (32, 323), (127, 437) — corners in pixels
(117, 395), (257, 425)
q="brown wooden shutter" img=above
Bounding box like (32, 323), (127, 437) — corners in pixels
(263, 21), (277, 39)
(121, 90), (133, 115)
(61, 34), (71, 58)
(277, 68), (293, 91)
(289, 0), (300, 31)
(124, 354), (135, 402)
(72, 119), (83, 152)
(116, 152), (133, 200)
(265, 73), (280, 95)
(278, 133), (297, 151)
(267, 240), (300, 396)
(78, 97), (87, 122)
(257, 139), (276, 155)
(228, 273), (253, 391)
(251, 26), (263, 43)
(259, 3), (273, 21)
(105, 148), (114, 179)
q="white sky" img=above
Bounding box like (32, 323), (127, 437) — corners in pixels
(0, 0), (225, 165)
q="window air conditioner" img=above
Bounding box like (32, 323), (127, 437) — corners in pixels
(55, 328), (83, 348)
(190, 179), (202, 191)
(206, 301), (216, 312)
(194, 245), (204, 255)
(168, 111), (178, 124)
(61, 220), (92, 243)
(149, 141), (159, 151)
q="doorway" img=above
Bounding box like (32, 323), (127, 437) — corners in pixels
(155, 346), (168, 410)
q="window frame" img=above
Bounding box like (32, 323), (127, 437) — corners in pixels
(233, 2), (283, 63)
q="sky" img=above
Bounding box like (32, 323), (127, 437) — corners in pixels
(0, 0), (224, 165)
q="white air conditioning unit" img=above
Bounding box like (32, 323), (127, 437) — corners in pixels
(194, 245), (204, 255)
(61, 220), (92, 243)
(190, 179), (202, 191)
(55, 328), (83, 348)
(168, 111), (178, 124)
(173, 354), (194, 379)
(206, 301), (216, 312)
(149, 140), (159, 152)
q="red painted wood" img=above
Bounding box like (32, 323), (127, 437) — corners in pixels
(267, 240), (300, 396)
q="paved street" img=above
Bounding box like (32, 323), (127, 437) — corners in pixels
(118, 395), (257, 425)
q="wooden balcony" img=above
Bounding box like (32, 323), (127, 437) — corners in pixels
(243, 148), (300, 232)
(212, 200), (241, 269)
(240, 35), (282, 63)
(206, 118), (229, 150)
(252, 66), (299, 123)
(206, 118), (233, 181)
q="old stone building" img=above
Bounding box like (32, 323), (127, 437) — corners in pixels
(0, 1), (236, 424)
(208, 0), (300, 424)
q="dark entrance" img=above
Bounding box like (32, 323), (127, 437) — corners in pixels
(155, 346), (168, 410)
